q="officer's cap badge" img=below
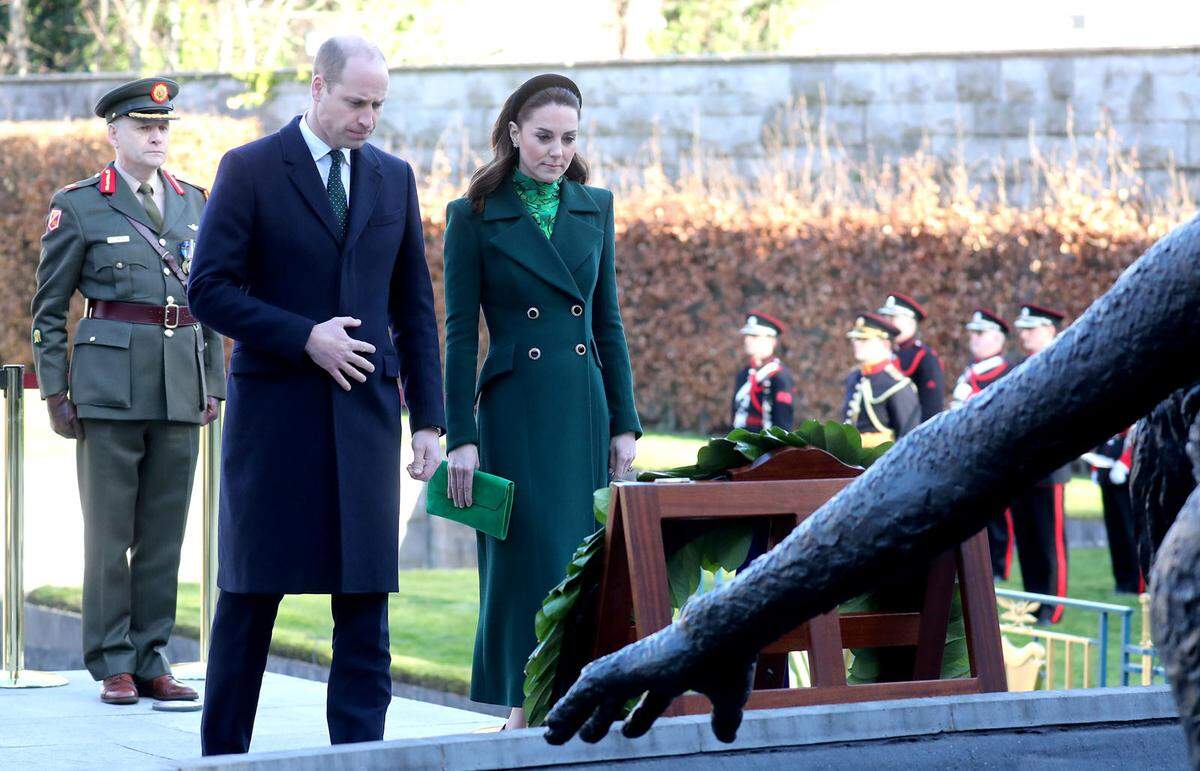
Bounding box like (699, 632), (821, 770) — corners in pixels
(151, 82), (170, 104)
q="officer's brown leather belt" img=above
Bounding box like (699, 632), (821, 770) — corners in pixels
(86, 299), (197, 328)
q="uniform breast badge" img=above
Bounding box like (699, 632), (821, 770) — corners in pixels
(180, 239), (193, 274)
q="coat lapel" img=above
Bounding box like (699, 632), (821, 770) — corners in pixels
(341, 145), (382, 255)
(485, 180), (584, 302)
(104, 167), (156, 230)
(280, 116), (342, 242)
(550, 181), (603, 277)
(158, 170), (186, 234)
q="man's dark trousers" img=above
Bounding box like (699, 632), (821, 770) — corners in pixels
(1010, 482), (1069, 623)
(200, 591), (391, 755)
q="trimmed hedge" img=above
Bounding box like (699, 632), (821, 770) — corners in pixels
(1, 121), (1178, 431)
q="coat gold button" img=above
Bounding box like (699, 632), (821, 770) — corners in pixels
(528, 347), (541, 360)
(571, 305), (583, 316)
(166, 296), (175, 304)
(164, 329), (174, 338)
(527, 307), (540, 320)
(88, 336), (96, 342)
(115, 262), (124, 269)
(163, 267), (170, 275)
(575, 343), (587, 356)
(158, 238), (167, 246)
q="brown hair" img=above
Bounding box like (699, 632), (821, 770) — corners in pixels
(466, 86), (589, 213)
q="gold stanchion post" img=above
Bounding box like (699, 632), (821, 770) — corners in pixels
(1, 364), (67, 688)
(175, 404), (221, 681)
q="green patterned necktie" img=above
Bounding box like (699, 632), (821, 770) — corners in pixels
(137, 182), (164, 232)
(327, 149), (348, 239)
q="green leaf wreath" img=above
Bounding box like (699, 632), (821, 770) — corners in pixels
(522, 420), (915, 727)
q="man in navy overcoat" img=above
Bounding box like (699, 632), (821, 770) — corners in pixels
(188, 36), (445, 754)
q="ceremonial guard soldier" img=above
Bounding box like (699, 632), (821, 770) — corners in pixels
(731, 311), (795, 431)
(1012, 303), (1071, 623)
(877, 292), (944, 421)
(950, 308), (1017, 578)
(1084, 429), (1142, 594)
(841, 313), (920, 447)
(30, 78), (224, 704)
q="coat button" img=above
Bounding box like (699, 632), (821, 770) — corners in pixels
(575, 343), (587, 356)
(571, 304), (583, 317)
(88, 336), (96, 342)
(158, 238), (167, 246)
(164, 329), (174, 338)
(163, 267), (171, 276)
(115, 261), (124, 269)
(166, 296), (175, 304)
(528, 347), (541, 360)
(527, 307), (540, 320)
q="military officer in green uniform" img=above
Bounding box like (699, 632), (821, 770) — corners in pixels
(30, 77), (224, 705)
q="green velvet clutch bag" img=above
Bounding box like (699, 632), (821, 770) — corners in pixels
(426, 462), (514, 540)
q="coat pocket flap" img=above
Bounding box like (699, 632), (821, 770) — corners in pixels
(475, 343), (515, 399)
(74, 318), (132, 349)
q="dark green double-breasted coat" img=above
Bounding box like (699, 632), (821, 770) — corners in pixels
(443, 179), (641, 706)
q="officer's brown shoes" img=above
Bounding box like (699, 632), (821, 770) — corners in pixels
(100, 673), (139, 705)
(140, 674), (198, 701)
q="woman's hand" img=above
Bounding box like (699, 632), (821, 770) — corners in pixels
(447, 444), (480, 508)
(609, 432), (637, 479)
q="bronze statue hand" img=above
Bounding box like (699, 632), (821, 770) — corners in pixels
(544, 614), (756, 745)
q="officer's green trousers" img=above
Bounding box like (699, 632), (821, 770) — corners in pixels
(77, 419), (198, 681)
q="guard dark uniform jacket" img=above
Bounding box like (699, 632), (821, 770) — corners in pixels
(949, 354), (1013, 408)
(894, 338), (944, 421)
(841, 361), (920, 446)
(731, 357), (795, 431)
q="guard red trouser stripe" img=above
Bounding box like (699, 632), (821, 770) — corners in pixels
(1004, 508), (1015, 580)
(1051, 483), (1068, 623)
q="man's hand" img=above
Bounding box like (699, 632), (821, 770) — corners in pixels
(609, 432), (637, 479)
(408, 428), (442, 482)
(447, 443), (480, 508)
(304, 317), (376, 391)
(201, 397), (220, 426)
(46, 391), (84, 439)
(544, 621), (755, 746)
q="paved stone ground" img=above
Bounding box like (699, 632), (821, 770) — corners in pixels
(0, 670), (502, 769)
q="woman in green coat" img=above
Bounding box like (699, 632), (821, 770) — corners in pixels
(443, 74), (641, 728)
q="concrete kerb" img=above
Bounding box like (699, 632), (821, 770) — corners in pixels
(174, 686), (1179, 770)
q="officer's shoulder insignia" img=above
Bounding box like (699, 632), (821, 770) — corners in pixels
(45, 208), (62, 233)
(58, 174), (101, 196)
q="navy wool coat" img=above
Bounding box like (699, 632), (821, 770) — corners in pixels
(188, 116), (445, 594)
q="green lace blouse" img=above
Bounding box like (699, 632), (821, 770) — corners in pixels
(512, 167), (561, 239)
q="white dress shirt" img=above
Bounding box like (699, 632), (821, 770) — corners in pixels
(299, 111), (352, 206)
(115, 162), (165, 216)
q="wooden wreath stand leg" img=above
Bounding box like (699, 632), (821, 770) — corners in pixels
(591, 447), (1006, 718)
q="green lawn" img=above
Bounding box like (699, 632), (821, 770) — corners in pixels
(997, 547), (1152, 689)
(30, 569), (481, 695)
(637, 431), (1104, 519)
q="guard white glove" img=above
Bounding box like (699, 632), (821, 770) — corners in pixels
(1109, 461), (1129, 485)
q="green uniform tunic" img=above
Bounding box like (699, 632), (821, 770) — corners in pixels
(444, 170), (641, 706)
(30, 164), (226, 681)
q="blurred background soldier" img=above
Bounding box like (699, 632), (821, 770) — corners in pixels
(731, 311), (795, 432)
(1011, 303), (1071, 623)
(842, 312), (919, 447)
(950, 308), (1016, 579)
(1083, 429), (1142, 594)
(29, 77), (224, 705)
(877, 292), (944, 422)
